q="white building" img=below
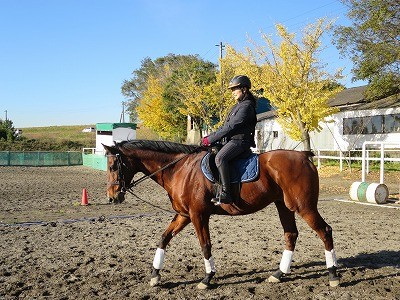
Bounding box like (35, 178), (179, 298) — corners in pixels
(256, 86), (400, 152)
(94, 123), (137, 154)
(83, 122), (137, 171)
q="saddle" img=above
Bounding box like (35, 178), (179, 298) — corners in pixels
(200, 150), (259, 184)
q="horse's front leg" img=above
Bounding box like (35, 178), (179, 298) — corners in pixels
(150, 213), (191, 287)
(191, 213), (215, 290)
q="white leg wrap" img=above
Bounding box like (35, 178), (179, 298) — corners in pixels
(325, 249), (338, 268)
(152, 248), (165, 270)
(204, 256), (216, 273)
(279, 250), (293, 274)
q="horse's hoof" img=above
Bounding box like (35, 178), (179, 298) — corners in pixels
(329, 278), (340, 287)
(197, 282), (210, 290)
(268, 269), (283, 283)
(267, 275), (281, 283)
(149, 275), (161, 287)
(328, 266), (340, 287)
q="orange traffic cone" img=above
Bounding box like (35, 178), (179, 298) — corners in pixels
(81, 188), (89, 206)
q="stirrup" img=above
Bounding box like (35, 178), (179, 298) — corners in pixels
(211, 197), (222, 205)
(211, 192), (232, 206)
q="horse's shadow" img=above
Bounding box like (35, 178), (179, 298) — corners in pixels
(159, 269), (269, 289)
(340, 250), (400, 269)
(158, 250), (400, 289)
(287, 250), (400, 285)
(336, 250), (400, 287)
(290, 250), (400, 287)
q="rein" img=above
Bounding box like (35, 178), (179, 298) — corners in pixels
(129, 150), (197, 188)
(108, 146), (202, 195)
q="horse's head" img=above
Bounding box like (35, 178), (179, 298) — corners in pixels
(103, 144), (136, 204)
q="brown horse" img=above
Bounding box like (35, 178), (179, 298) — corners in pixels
(103, 140), (340, 289)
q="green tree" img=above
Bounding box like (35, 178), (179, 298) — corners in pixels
(122, 54), (217, 141)
(0, 119), (16, 141)
(334, 0), (400, 100)
(122, 56), (163, 123)
(172, 58), (218, 136)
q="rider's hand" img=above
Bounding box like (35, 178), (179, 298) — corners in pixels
(201, 136), (211, 147)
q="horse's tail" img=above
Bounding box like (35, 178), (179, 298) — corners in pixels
(302, 151), (315, 157)
(301, 151), (315, 162)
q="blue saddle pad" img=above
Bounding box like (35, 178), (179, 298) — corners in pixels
(200, 152), (259, 183)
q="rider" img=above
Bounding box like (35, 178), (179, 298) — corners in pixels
(201, 75), (257, 204)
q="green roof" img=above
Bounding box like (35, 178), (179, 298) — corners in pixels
(96, 123), (137, 131)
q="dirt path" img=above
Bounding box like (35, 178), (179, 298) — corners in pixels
(0, 166), (399, 299)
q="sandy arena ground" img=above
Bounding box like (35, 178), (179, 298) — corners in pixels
(0, 165), (399, 299)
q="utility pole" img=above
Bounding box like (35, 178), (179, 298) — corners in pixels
(120, 102), (125, 123)
(216, 42), (226, 119)
(4, 110), (7, 121)
(216, 41), (225, 60)
(215, 42), (225, 68)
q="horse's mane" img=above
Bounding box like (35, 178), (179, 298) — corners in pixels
(118, 140), (199, 154)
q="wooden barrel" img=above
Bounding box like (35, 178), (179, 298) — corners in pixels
(349, 182), (388, 204)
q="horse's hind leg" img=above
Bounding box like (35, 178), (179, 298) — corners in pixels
(300, 209), (340, 287)
(150, 213), (191, 287)
(269, 200), (298, 283)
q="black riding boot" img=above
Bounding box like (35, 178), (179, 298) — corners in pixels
(212, 163), (232, 205)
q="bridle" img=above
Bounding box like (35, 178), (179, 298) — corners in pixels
(106, 146), (202, 196)
(106, 153), (132, 194)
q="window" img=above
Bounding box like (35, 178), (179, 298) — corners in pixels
(343, 113), (400, 135)
(343, 117), (364, 135)
(367, 116), (383, 134)
(384, 113), (400, 133)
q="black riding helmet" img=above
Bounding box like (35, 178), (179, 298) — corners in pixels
(228, 75), (251, 89)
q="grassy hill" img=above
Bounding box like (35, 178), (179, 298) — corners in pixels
(0, 124), (161, 151)
(11, 124), (160, 151)
(22, 125), (96, 146)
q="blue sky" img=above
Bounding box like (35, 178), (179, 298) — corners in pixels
(0, 0), (364, 128)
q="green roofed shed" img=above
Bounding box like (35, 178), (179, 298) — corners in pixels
(96, 123), (137, 131)
(83, 122), (137, 171)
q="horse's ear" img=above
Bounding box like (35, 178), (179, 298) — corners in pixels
(102, 143), (117, 154)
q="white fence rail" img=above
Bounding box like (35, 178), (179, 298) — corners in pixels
(315, 149), (400, 170)
(315, 142), (400, 184)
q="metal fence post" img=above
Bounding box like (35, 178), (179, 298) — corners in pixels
(339, 151), (343, 171)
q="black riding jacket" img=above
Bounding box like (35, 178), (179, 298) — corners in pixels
(207, 96), (257, 147)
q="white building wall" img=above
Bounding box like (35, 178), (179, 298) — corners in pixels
(95, 128), (136, 154)
(96, 135), (113, 154)
(257, 119), (300, 151)
(257, 106), (400, 152)
(332, 107), (400, 150)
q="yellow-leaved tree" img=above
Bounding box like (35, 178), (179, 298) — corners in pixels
(219, 19), (344, 151)
(217, 46), (262, 126)
(175, 74), (218, 135)
(136, 74), (179, 140)
(255, 18), (344, 150)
